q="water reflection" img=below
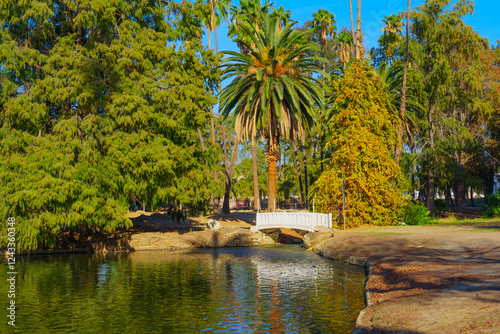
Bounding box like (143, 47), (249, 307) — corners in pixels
(0, 246), (365, 333)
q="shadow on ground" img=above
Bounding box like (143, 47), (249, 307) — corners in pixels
(355, 327), (422, 334)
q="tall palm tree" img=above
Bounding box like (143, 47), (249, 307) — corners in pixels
(310, 9), (336, 57)
(220, 17), (325, 212)
(228, 0), (273, 51)
(228, 0), (273, 211)
(382, 14), (403, 35)
(336, 31), (353, 68)
(199, 0), (230, 52)
(380, 14), (403, 60)
(349, 0), (356, 56)
(309, 9), (336, 175)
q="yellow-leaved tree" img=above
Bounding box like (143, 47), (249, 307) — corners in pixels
(311, 60), (409, 227)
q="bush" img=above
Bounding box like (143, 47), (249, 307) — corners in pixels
(400, 201), (432, 225)
(482, 193), (500, 217)
(434, 199), (448, 217)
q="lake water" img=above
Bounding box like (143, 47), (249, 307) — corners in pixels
(1, 246), (366, 333)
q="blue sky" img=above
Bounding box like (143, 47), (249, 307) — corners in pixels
(205, 0), (500, 53)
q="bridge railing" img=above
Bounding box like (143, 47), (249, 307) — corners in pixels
(252, 212), (332, 232)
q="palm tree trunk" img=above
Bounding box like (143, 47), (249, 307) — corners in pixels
(395, 0), (410, 164)
(251, 137), (260, 211)
(321, 44), (326, 173)
(266, 142), (279, 212)
(320, 147), (324, 173)
(222, 136), (240, 214)
(293, 141), (304, 205)
(214, 22), (219, 53)
(207, 28), (211, 50)
(349, 0), (356, 54)
(302, 143), (309, 209)
(356, 0), (362, 59)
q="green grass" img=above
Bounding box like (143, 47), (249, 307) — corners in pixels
(425, 217), (500, 226)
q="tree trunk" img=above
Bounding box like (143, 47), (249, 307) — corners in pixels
(418, 185), (426, 202)
(395, 0), (411, 165)
(302, 143), (309, 208)
(293, 141), (304, 205)
(213, 21), (219, 53)
(210, 112), (219, 213)
(455, 164), (467, 213)
(355, 0), (362, 59)
(426, 168), (435, 216)
(349, 0), (356, 55)
(266, 141), (280, 212)
(251, 137), (260, 211)
(207, 28), (211, 50)
(444, 184), (450, 205)
(425, 104), (436, 215)
(470, 187), (474, 207)
(222, 136), (240, 214)
(206, 11), (218, 214)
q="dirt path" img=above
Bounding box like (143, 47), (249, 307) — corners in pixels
(313, 224), (500, 334)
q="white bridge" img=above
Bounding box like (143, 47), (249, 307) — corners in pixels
(250, 212), (333, 232)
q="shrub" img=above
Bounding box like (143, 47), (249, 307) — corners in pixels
(400, 201), (432, 225)
(434, 199), (448, 217)
(482, 193), (500, 217)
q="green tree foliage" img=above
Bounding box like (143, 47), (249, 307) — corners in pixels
(312, 60), (408, 227)
(0, 1), (220, 250)
(408, 0), (491, 214)
(233, 141), (267, 199)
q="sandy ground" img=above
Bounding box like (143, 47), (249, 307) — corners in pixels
(52, 210), (303, 252)
(313, 224), (500, 334)
(126, 210), (304, 244)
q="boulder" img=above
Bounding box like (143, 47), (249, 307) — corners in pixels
(206, 220), (221, 230)
(303, 230), (335, 250)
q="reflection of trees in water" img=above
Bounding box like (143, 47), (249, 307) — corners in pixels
(0, 249), (365, 333)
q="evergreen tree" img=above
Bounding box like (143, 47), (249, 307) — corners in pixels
(0, 1), (220, 249)
(312, 60), (408, 227)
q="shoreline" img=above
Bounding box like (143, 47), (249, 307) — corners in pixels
(312, 224), (500, 333)
(5, 212), (499, 333)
